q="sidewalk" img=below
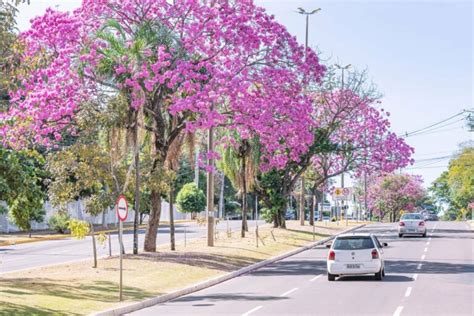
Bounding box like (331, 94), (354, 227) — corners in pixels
(0, 223), (353, 316)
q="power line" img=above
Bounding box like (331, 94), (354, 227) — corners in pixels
(405, 120), (465, 138)
(399, 110), (467, 138)
(413, 155), (452, 163)
(405, 165), (449, 170)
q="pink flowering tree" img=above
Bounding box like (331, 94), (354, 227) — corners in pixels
(1, 0), (324, 251)
(256, 70), (413, 228)
(367, 173), (425, 222)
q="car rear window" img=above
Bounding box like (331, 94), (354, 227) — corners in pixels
(333, 237), (375, 250)
(401, 214), (422, 220)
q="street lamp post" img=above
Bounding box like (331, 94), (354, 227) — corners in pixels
(297, 7), (321, 226)
(297, 7), (321, 58)
(207, 127), (215, 247)
(335, 63), (351, 224)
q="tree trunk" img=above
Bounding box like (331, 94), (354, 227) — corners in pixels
(90, 223), (97, 268)
(279, 206), (286, 229)
(319, 190), (324, 221)
(299, 176), (305, 226)
(169, 187), (175, 251)
(241, 158), (248, 237)
(309, 193), (315, 226)
(144, 190), (161, 252)
(101, 209), (108, 229)
(133, 117), (140, 255)
(218, 172), (225, 218)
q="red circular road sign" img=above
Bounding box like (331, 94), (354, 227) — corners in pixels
(116, 195), (128, 222)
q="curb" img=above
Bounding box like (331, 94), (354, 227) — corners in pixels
(90, 224), (365, 316)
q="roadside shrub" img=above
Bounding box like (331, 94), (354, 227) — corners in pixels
(48, 212), (71, 234)
(68, 219), (90, 239)
(176, 183), (206, 213)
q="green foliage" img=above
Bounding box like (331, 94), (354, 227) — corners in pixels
(176, 182), (206, 213)
(68, 219), (90, 239)
(47, 143), (114, 216)
(97, 232), (107, 246)
(430, 147), (474, 220)
(48, 211), (71, 234)
(258, 169), (287, 223)
(0, 148), (46, 231)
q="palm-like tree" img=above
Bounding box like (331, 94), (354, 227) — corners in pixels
(80, 18), (192, 252)
(220, 133), (260, 237)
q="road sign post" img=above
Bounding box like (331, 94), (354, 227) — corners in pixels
(116, 195), (128, 302)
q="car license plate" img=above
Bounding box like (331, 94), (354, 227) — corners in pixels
(346, 264), (360, 269)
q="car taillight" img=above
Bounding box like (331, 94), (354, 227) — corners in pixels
(419, 221), (425, 226)
(328, 251), (335, 260)
(371, 249), (379, 259)
(399, 221), (405, 226)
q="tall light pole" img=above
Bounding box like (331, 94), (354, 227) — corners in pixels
(335, 63), (351, 223)
(297, 7), (321, 226)
(207, 127), (214, 247)
(297, 7), (321, 57)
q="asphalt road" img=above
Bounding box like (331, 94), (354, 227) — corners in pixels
(130, 221), (474, 316)
(0, 220), (263, 274)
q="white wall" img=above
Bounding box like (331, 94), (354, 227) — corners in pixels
(0, 199), (190, 233)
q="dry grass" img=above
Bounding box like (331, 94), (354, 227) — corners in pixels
(0, 224), (350, 316)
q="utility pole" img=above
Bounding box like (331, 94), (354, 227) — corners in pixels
(194, 146), (200, 187)
(300, 176), (305, 225)
(335, 63), (351, 223)
(218, 171), (225, 219)
(207, 127), (215, 247)
(133, 113), (140, 255)
(297, 7), (321, 226)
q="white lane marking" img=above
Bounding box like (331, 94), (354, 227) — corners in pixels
(242, 306), (263, 316)
(428, 237), (432, 241)
(280, 287), (299, 297)
(424, 247), (428, 252)
(417, 263), (422, 270)
(426, 241), (430, 246)
(405, 287), (412, 297)
(310, 275), (321, 282)
(412, 273), (418, 280)
(393, 306), (404, 316)
(421, 254), (426, 260)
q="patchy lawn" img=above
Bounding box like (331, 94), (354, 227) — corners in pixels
(0, 224), (352, 315)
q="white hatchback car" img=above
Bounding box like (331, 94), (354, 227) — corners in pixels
(326, 233), (387, 281)
(398, 213), (426, 238)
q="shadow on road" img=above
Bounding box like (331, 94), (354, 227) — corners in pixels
(336, 274), (413, 282)
(251, 259), (327, 277)
(173, 293), (288, 303)
(429, 228), (473, 234)
(386, 260), (474, 275)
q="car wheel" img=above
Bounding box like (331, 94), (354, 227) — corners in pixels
(422, 232), (427, 237)
(328, 273), (336, 281)
(375, 268), (383, 281)
(398, 233), (403, 238)
(382, 268), (385, 277)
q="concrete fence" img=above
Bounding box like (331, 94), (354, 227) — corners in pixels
(0, 200), (191, 233)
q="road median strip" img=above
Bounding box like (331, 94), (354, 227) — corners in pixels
(91, 224), (365, 316)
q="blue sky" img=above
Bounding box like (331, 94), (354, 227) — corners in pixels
(16, 0), (473, 187)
